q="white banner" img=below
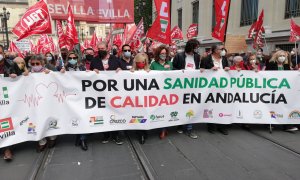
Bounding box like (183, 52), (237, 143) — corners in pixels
(0, 70), (300, 148)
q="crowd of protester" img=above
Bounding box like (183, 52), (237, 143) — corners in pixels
(1, 39), (300, 161)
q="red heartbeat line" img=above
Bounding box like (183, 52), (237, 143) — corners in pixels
(53, 91), (77, 103)
(18, 94), (43, 107)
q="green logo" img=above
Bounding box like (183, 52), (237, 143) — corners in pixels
(150, 115), (156, 121)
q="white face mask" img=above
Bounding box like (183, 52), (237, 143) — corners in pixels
(0, 54), (3, 61)
(278, 56), (286, 63)
(250, 60), (256, 65)
(220, 50), (226, 57)
(291, 51), (295, 55)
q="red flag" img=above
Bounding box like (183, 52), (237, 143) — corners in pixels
(57, 20), (67, 49)
(113, 34), (122, 48)
(147, 0), (171, 44)
(30, 40), (36, 54)
(8, 41), (24, 58)
(36, 35), (56, 54)
(11, 0), (52, 41)
(248, 21), (257, 38)
(125, 23), (137, 44)
(65, 3), (79, 48)
(84, 39), (90, 49)
(171, 26), (183, 40)
(211, 0), (230, 42)
(90, 32), (99, 51)
(289, 19), (300, 42)
(253, 9), (264, 49)
(128, 18), (144, 44)
(187, 24), (198, 40)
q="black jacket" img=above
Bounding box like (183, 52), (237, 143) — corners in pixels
(172, 52), (200, 70)
(200, 54), (229, 69)
(90, 55), (121, 71)
(265, 61), (290, 71)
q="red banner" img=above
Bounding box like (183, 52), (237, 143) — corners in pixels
(11, 0), (52, 41)
(47, 0), (134, 23)
(211, 0), (230, 42)
(147, 0), (171, 44)
(187, 24), (198, 40)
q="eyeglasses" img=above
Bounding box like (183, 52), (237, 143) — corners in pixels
(31, 62), (41, 66)
(68, 57), (78, 60)
(123, 50), (131, 52)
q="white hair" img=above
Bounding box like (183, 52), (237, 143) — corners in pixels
(233, 56), (243, 63)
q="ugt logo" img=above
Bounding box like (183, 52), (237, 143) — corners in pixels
(159, 2), (169, 33)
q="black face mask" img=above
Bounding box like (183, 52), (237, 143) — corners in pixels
(98, 50), (108, 59)
(112, 49), (118, 56)
(85, 54), (94, 61)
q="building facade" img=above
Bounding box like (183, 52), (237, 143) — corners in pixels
(171, 0), (300, 54)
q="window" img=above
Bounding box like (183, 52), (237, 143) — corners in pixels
(276, 44), (298, 52)
(192, 1), (199, 24)
(178, 8), (182, 30)
(89, 27), (95, 36)
(240, 0), (258, 27)
(285, 0), (300, 18)
(212, 1), (216, 31)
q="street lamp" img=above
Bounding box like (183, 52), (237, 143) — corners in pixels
(81, 28), (84, 42)
(0, 7), (10, 49)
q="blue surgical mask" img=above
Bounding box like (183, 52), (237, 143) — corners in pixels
(46, 57), (52, 61)
(68, 59), (77, 65)
(124, 51), (131, 58)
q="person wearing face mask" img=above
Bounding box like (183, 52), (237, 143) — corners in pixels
(118, 44), (133, 70)
(265, 50), (298, 132)
(90, 42), (123, 145)
(28, 55), (54, 152)
(45, 52), (57, 71)
(59, 52), (87, 150)
(149, 45), (173, 140)
(111, 44), (119, 58)
(200, 44), (230, 135)
(230, 56), (246, 71)
(172, 39), (201, 139)
(256, 48), (267, 70)
(130, 53), (150, 144)
(90, 42), (121, 72)
(83, 48), (95, 70)
(65, 52), (85, 71)
(290, 48), (300, 69)
(245, 54), (261, 71)
(60, 47), (69, 64)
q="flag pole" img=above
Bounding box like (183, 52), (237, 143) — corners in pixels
(263, 35), (269, 55)
(295, 41), (298, 67)
(223, 0), (231, 43)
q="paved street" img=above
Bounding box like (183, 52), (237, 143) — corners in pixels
(1, 124), (300, 180)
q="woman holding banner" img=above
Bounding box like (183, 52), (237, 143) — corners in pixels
(265, 50), (298, 132)
(150, 45), (173, 139)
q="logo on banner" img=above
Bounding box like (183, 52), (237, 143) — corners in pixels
(27, 123), (36, 135)
(288, 110), (300, 119)
(236, 110), (243, 119)
(130, 116), (147, 123)
(70, 118), (80, 127)
(110, 115), (126, 124)
(20, 116), (29, 126)
(48, 118), (59, 129)
(169, 111), (179, 122)
(0, 118), (15, 139)
(253, 110), (263, 119)
(270, 111), (283, 119)
(21, 8), (50, 33)
(150, 115), (165, 122)
(90, 116), (104, 126)
(203, 109), (213, 118)
(219, 113), (232, 117)
(0, 87), (9, 106)
(186, 110), (195, 119)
